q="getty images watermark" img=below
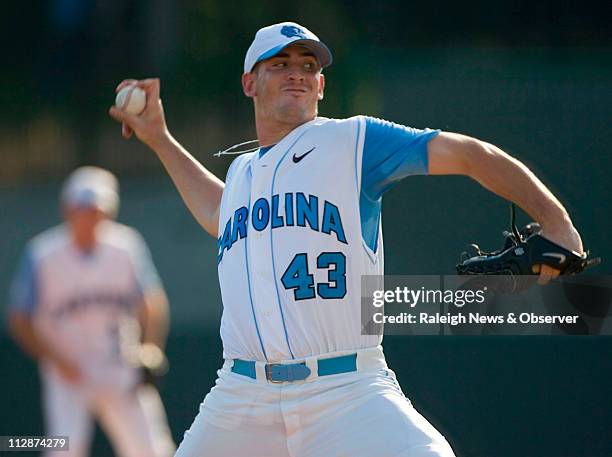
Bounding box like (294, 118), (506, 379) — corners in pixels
(372, 285), (487, 308)
(361, 275), (612, 335)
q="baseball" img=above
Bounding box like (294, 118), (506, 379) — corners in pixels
(115, 84), (146, 115)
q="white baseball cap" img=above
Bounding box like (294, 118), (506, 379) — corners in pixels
(60, 166), (120, 217)
(244, 21), (333, 73)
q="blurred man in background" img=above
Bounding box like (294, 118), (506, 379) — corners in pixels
(7, 166), (175, 457)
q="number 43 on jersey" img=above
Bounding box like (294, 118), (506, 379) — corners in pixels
(281, 252), (347, 300)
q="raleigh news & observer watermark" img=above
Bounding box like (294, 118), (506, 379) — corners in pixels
(361, 275), (612, 335)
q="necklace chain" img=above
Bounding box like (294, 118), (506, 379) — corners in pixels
(214, 139), (261, 157)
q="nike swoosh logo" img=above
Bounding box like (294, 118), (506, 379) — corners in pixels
(293, 147), (315, 163)
(543, 252), (566, 264)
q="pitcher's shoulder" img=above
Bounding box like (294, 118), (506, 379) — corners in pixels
(309, 116), (365, 135)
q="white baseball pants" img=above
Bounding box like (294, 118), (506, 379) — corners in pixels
(175, 347), (455, 457)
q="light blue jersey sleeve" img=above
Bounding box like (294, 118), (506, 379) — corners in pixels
(130, 234), (163, 299)
(360, 116), (440, 252)
(8, 248), (38, 315)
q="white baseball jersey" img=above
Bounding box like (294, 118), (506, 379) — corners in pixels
(9, 220), (162, 385)
(217, 116), (438, 362)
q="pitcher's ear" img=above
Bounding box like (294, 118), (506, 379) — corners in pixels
(318, 73), (325, 100)
(242, 72), (257, 98)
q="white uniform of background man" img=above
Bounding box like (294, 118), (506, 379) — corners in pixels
(109, 21), (584, 457)
(8, 166), (175, 457)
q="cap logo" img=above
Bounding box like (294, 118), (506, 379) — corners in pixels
(281, 25), (307, 39)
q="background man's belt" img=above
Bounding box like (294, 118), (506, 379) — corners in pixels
(231, 353), (358, 383)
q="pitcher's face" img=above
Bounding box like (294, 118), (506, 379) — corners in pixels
(243, 45), (325, 126)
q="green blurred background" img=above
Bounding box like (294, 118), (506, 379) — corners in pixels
(1, 1), (611, 456)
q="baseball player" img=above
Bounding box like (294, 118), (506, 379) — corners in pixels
(7, 166), (175, 457)
(109, 22), (584, 457)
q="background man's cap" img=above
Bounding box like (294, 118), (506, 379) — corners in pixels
(244, 21), (332, 73)
(60, 166), (119, 217)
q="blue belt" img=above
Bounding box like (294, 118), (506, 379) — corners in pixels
(231, 353), (357, 383)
